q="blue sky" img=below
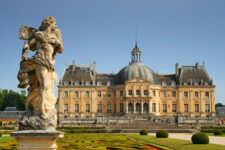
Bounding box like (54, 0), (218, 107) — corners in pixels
(0, 0), (225, 103)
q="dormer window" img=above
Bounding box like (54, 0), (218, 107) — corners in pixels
(171, 81), (176, 86)
(74, 81), (79, 85)
(107, 81), (111, 86)
(194, 82), (199, 86)
(64, 81), (69, 85)
(86, 81), (90, 86)
(97, 81), (102, 86)
(204, 82), (208, 86)
(183, 83), (188, 86)
(162, 81), (167, 86)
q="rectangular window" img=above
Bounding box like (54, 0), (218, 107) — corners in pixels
(136, 90), (140, 95)
(98, 91), (102, 97)
(107, 91), (111, 97)
(86, 91), (90, 97)
(184, 91), (188, 98)
(163, 104), (167, 112)
(205, 104), (210, 112)
(152, 103), (156, 112)
(195, 104), (199, 113)
(75, 104), (79, 112)
(86, 104), (90, 113)
(120, 103), (124, 112)
(64, 91), (68, 98)
(172, 92), (176, 98)
(205, 92), (209, 98)
(184, 104), (188, 113)
(144, 90), (147, 96)
(64, 104), (68, 112)
(128, 90), (132, 96)
(114, 104), (116, 113)
(107, 104), (111, 113)
(75, 91), (79, 98)
(97, 104), (102, 113)
(120, 91), (123, 96)
(172, 104), (176, 112)
(195, 91), (199, 98)
(163, 91), (166, 98)
(153, 91), (156, 96)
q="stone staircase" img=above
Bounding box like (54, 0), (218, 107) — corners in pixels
(109, 119), (196, 133)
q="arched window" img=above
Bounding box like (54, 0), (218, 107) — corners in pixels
(97, 81), (102, 86)
(128, 103), (133, 113)
(74, 81), (79, 85)
(86, 81), (90, 86)
(64, 81), (69, 85)
(162, 81), (167, 86)
(143, 103), (149, 113)
(194, 82), (199, 86)
(107, 81), (111, 86)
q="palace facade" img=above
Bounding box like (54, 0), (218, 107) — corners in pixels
(58, 43), (216, 124)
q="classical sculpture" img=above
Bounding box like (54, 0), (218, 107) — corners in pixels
(17, 17), (63, 130)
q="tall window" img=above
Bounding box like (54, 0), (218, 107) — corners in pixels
(172, 104), (176, 112)
(163, 104), (167, 112)
(128, 90), (132, 96)
(205, 92), (209, 98)
(205, 104), (210, 112)
(184, 104), (188, 112)
(64, 91), (68, 98)
(152, 103), (156, 112)
(75, 104), (79, 112)
(64, 104), (68, 112)
(98, 91), (102, 97)
(144, 90), (147, 96)
(136, 90), (140, 95)
(184, 91), (188, 98)
(195, 91), (199, 98)
(163, 91), (166, 98)
(86, 91), (90, 97)
(107, 104), (111, 113)
(120, 91), (123, 96)
(195, 104), (199, 113)
(153, 91), (156, 96)
(172, 92), (176, 98)
(75, 91), (79, 98)
(114, 104), (116, 113)
(86, 104), (90, 112)
(120, 103), (124, 112)
(97, 104), (102, 113)
(107, 91), (111, 97)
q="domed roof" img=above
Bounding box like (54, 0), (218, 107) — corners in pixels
(115, 63), (159, 85)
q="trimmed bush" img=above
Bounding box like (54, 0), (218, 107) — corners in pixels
(191, 132), (209, 144)
(0, 132), (2, 137)
(140, 129), (148, 135)
(156, 130), (168, 138)
(214, 130), (222, 135)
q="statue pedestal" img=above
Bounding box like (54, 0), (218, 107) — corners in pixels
(10, 130), (64, 150)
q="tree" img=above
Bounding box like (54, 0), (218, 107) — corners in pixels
(215, 103), (225, 108)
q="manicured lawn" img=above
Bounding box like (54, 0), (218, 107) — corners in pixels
(1, 133), (225, 150)
(128, 134), (225, 150)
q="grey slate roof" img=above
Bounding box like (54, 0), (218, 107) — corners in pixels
(157, 74), (177, 85)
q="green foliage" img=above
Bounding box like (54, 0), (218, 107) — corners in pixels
(216, 103), (225, 108)
(0, 127), (14, 130)
(201, 129), (214, 133)
(214, 130), (222, 135)
(191, 132), (209, 144)
(156, 130), (168, 138)
(0, 121), (2, 126)
(140, 129), (148, 135)
(0, 133), (2, 137)
(0, 89), (26, 111)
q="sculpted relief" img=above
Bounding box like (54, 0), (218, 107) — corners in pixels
(17, 17), (63, 130)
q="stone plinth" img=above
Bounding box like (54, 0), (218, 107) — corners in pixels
(10, 130), (64, 150)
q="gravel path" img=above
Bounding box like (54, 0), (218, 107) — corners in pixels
(149, 133), (225, 146)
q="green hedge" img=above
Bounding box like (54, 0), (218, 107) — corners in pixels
(201, 127), (225, 130)
(140, 129), (148, 135)
(56, 126), (105, 130)
(201, 129), (225, 133)
(62, 129), (107, 133)
(192, 132), (209, 144)
(156, 130), (168, 138)
(0, 127), (14, 130)
(213, 130), (222, 135)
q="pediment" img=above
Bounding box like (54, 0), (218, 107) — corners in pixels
(126, 77), (150, 83)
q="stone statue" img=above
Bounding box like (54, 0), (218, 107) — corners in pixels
(17, 17), (63, 130)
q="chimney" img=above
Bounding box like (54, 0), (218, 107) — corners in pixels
(175, 63), (179, 77)
(195, 62), (199, 69)
(93, 61), (96, 85)
(72, 60), (76, 71)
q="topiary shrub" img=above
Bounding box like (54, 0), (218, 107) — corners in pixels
(140, 129), (148, 135)
(156, 130), (168, 138)
(191, 132), (209, 144)
(213, 129), (222, 135)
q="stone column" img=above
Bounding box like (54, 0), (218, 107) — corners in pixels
(149, 100), (151, 113)
(11, 130), (64, 150)
(125, 101), (128, 113)
(200, 91), (205, 117)
(141, 101), (143, 114)
(133, 101), (136, 114)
